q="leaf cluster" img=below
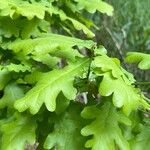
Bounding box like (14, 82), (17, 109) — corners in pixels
(0, 0), (149, 150)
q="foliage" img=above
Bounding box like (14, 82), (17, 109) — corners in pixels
(0, 113), (37, 150)
(81, 102), (131, 150)
(0, 0), (149, 150)
(126, 52), (150, 70)
(92, 0), (150, 97)
(131, 118), (150, 150)
(44, 103), (87, 150)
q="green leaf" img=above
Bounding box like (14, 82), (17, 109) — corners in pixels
(0, 17), (49, 38)
(93, 55), (123, 79)
(24, 71), (43, 84)
(98, 72), (149, 115)
(0, 69), (10, 90)
(0, 63), (31, 72)
(75, 0), (114, 16)
(81, 102), (131, 150)
(0, 18), (19, 38)
(93, 55), (149, 115)
(131, 118), (150, 150)
(0, 0), (95, 37)
(0, 83), (24, 109)
(32, 54), (59, 69)
(6, 34), (94, 60)
(0, 0), (45, 19)
(67, 17), (95, 37)
(47, 6), (95, 37)
(44, 103), (87, 150)
(0, 113), (37, 150)
(20, 18), (45, 39)
(121, 67), (136, 84)
(14, 58), (89, 114)
(93, 55), (135, 83)
(126, 52), (150, 70)
(55, 92), (70, 115)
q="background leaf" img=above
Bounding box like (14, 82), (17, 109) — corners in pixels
(0, 83), (24, 109)
(44, 103), (87, 150)
(0, 113), (37, 150)
(81, 102), (131, 150)
(126, 52), (150, 70)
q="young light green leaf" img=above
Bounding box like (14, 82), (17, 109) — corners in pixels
(44, 103), (87, 150)
(93, 55), (123, 78)
(121, 67), (136, 84)
(92, 55), (149, 114)
(93, 55), (134, 84)
(98, 72), (149, 115)
(126, 52), (150, 70)
(0, 113), (37, 150)
(81, 102), (131, 150)
(14, 58), (89, 114)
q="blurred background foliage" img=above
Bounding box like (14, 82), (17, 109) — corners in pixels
(90, 0), (150, 96)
